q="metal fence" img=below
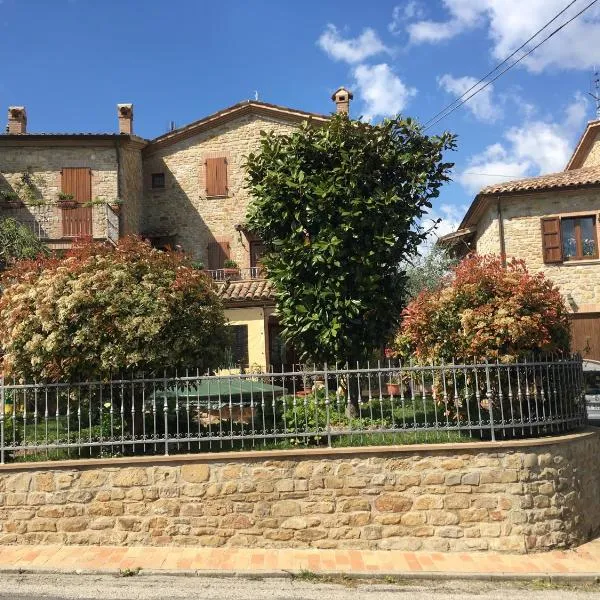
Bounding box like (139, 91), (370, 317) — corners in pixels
(0, 356), (587, 463)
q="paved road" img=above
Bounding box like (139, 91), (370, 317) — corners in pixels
(0, 573), (599, 600)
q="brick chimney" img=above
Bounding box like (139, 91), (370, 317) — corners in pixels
(331, 87), (353, 115)
(117, 103), (133, 134)
(7, 106), (27, 134)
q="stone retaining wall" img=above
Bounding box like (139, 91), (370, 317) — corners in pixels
(0, 431), (599, 553)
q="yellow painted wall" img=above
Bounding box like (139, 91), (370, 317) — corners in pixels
(224, 306), (267, 372)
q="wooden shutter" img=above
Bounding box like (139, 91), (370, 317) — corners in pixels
(61, 168), (93, 238)
(205, 157), (228, 196)
(207, 238), (230, 269)
(541, 217), (563, 264)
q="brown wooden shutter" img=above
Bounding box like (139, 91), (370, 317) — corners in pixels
(541, 217), (563, 263)
(205, 157), (228, 196)
(61, 168), (93, 237)
(207, 238), (230, 269)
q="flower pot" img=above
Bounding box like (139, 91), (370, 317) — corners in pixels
(108, 204), (122, 214)
(386, 383), (401, 396)
(58, 200), (78, 209)
(222, 268), (240, 280)
(0, 200), (23, 209)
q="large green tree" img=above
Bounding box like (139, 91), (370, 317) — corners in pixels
(245, 114), (456, 366)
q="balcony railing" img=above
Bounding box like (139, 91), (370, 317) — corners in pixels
(208, 267), (265, 281)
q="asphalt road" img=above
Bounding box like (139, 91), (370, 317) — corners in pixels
(0, 573), (600, 600)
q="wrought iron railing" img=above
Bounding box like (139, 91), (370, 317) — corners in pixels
(207, 267), (265, 281)
(0, 356), (586, 463)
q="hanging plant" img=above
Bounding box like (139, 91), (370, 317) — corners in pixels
(15, 170), (47, 206)
(0, 189), (23, 208)
(57, 192), (78, 209)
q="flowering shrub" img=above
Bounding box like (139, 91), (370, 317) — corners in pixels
(0, 237), (228, 381)
(395, 254), (571, 363)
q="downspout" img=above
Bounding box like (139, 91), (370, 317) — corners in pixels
(115, 139), (122, 239)
(497, 195), (507, 268)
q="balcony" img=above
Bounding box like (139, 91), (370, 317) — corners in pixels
(207, 267), (265, 281)
(0, 203), (119, 248)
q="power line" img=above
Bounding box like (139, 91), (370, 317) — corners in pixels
(424, 0), (579, 128)
(424, 0), (598, 131)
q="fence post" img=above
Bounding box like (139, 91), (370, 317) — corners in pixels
(0, 374), (4, 464)
(163, 372), (169, 457)
(484, 360), (496, 442)
(324, 362), (331, 448)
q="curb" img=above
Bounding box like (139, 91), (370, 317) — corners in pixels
(0, 565), (598, 584)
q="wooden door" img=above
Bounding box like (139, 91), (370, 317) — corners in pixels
(61, 168), (93, 238)
(570, 313), (600, 361)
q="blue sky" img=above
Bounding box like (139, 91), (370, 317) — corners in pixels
(2, 0), (600, 240)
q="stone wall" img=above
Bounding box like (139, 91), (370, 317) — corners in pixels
(0, 142), (119, 243)
(141, 115), (297, 264)
(475, 189), (600, 312)
(0, 431), (598, 553)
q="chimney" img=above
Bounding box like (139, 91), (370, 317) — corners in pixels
(7, 106), (27, 134)
(117, 103), (133, 134)
(331, 87), (353, 115)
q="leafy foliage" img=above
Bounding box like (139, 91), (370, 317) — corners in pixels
(0, 236), (228, 381)
(245, 114), (456, 364)
(0, 218), (49, 270)
(402, 245), (457, 302)
(395, 253), (571, 363)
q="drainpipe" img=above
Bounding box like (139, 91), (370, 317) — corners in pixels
(497, 196), (506, 268)
(114, 139), (122, 239)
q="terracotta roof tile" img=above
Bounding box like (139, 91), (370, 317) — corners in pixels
(479, 165), (600, 196)
(216, 278), (276, 304)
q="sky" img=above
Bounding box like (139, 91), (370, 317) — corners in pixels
(2, 0), (600, 243)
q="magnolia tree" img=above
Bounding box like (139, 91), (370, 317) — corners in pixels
(395, 253), (571, 363)
(245, 113), (456, 366)
(0, 237), (228, 381)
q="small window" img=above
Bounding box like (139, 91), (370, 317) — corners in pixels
(226, 324), (249, 368)
(561, 216), (598, 260)
(151, 173), (165, 189)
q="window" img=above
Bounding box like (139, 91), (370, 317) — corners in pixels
(250, 240), (266, 276)
(205, 157), (228, 196)
(541, 216), (598, 263)
(561, 216), (597, 260)
(226, 325), (249, 368)
(151, 173), (165, 189)
(207, 238), (231, 270)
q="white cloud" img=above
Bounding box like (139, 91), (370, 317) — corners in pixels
(437, 74), (502, 123)
(353, 63), (417, 121)
(389, 2), (425, 34)
(406, 0), (600, 72)
(317, 24), (390, 64)
(457, 94), (589, 194)
(420, 203), (469, 253)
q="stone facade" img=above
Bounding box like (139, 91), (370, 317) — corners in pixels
(0, 431), (598, 553)
(0, 141), (122, 246)
(141, 115), (297, 265)
(474, 189), (600, 312)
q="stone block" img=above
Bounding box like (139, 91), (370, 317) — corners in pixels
(272, 500), (301, 517)
(181, 464), (210, 483)
(374, 493), (413, 513)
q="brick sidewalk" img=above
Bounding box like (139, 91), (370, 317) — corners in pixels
(0, 539), (599, 579)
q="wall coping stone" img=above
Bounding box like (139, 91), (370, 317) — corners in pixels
(1, 428), (597, 473)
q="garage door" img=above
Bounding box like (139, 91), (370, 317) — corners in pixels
(570, 313), (600, 360)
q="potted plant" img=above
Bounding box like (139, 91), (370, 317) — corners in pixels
(222, 259), (240, 279)
(386, 374), (402, 396)
(57, 192), (78, 209)
(0, 189), (23, 208)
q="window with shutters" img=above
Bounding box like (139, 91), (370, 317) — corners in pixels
(561, 216), (598, 260)
(205, 157), (228, 197)
(541, 215), (598, 263)
(226, 325), (249, 368)
(207, 238), (231, 270)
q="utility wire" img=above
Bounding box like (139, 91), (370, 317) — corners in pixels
(424, 0), (598, 131)
(423, 0), (579, 128)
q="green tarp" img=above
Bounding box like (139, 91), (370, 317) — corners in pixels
(156, 378), (287, 401)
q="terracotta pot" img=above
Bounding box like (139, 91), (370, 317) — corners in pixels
(109, 204), (122, 214)
(58, 200), (78, 209)
(222, 268), (240, 280)
(386, 383), (401, 396)
(0, 200), (23, 209)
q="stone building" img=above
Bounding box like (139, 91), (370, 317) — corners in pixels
(0, 90), (352, 370)
(439, 118), (600, 361)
